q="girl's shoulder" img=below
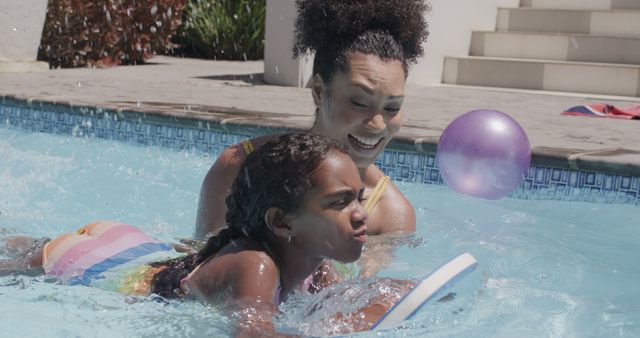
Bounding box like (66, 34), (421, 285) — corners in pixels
(182, 240), (279, 302)
(215, 133), (285, 169)
(211, 238), (278, 271)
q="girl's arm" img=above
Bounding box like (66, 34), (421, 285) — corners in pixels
(307, 259), (341, 293)
(182, 250), (287, 337)
(308, 277), (416, 334)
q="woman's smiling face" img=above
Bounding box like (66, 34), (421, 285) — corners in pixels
(288, 151), (368, 263)
(312, 52), (406, 168)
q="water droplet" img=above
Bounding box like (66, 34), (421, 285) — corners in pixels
(244, 167), (251, 188)
(570, 36), (579, 49)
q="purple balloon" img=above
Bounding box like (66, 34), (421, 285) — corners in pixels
(436, 109), (531, 199)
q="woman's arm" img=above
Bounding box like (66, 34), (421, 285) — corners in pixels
(371, 182), (416, 235)
(195, 135), (278, 239)
(195, 144), (246, 239)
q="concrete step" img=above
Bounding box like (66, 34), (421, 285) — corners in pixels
(471, 31), (640, 65)
(443, 56), (640, 97)
(497, 8), (640, 37)
(520, 0), (640, 11)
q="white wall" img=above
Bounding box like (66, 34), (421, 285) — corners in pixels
(264, 0), (314, 87)
(264, 0), (520, 87)
(0, 0), (48, 62)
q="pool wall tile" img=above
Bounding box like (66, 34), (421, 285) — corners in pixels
(1, 101), (638, 205)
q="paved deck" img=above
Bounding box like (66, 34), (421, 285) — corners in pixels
(1, 56), (639, 175)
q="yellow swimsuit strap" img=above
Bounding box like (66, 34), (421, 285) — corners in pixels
(363, 176), (391, 213)
(240, 140), (255, 155)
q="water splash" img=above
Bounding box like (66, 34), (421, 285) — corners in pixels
(278, 278), (408, 336)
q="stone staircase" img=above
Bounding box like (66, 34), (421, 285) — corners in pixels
(442, 0), (640, 97)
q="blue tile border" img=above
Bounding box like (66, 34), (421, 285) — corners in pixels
(1, 100), (639, 205)
(0, 100), (263, 159)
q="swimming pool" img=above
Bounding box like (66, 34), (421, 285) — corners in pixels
(1, 110), (639, 337)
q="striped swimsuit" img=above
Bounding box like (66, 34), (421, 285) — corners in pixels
(42, 221), (179, 293)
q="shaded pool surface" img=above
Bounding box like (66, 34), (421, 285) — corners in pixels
(1, 128), (639, 337)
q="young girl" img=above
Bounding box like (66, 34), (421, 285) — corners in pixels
(1, 133), (397, 335)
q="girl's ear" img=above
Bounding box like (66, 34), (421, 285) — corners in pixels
(265, 207), (292, 239)
(311, 74), (324, 107)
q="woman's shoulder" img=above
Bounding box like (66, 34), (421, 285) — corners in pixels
(214, 134), (283, 169)
(364, 165), (416, 234)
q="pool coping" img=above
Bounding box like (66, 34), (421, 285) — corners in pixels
(3, 94), (640, 178)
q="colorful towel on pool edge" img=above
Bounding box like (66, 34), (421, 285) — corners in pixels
(562, 104), (640, 120)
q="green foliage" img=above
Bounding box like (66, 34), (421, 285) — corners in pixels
(176, 0), (265, 60)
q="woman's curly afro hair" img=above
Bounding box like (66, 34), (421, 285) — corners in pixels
(293, 0), (430, 83)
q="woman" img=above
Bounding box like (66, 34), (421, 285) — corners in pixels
(1, 133), (405, 335)
(196, 0), (430, 239)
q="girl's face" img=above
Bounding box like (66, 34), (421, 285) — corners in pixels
(312, 52), (406, 168)
(288, 151), (368, 263)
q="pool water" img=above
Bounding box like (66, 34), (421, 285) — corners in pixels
(1, 127), (639, 337)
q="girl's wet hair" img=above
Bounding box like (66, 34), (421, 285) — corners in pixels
(293, 0), (430, 83)
(151, 132), (348, 298)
